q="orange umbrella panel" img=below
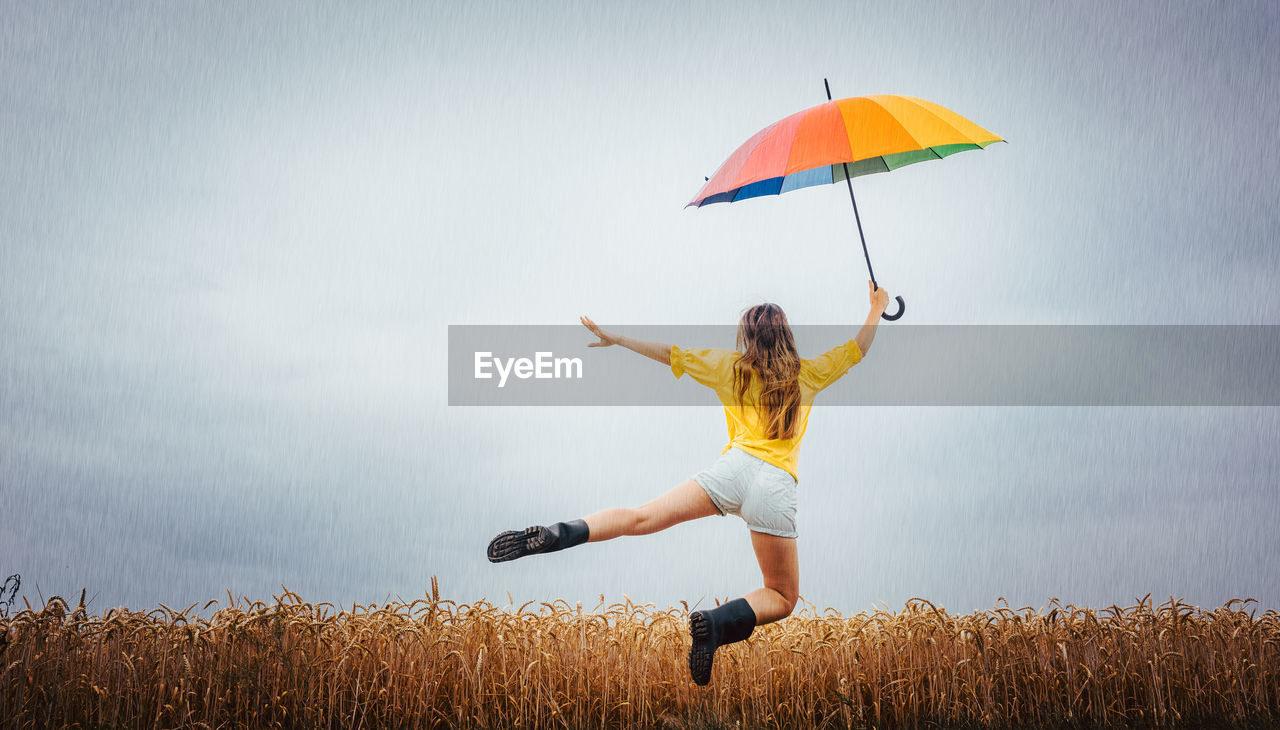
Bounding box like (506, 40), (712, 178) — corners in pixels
(688, 95), (1003, 208)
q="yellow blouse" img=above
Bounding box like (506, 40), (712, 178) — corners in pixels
(670, 340), (862, 481)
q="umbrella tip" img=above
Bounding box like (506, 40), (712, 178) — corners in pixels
(704, 176), (709, 181)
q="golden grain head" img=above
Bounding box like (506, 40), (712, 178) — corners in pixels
(0, 586), (1275, 728)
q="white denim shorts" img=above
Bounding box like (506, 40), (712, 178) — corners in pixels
(692, 448), (798, 538)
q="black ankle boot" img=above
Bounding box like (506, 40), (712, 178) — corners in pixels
(688, 597), (757, 685)
(487, 519), (590, 563)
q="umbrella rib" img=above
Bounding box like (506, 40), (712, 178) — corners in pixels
(894, 95), (985, 146)
(692, 118), (783, 206)
(863, 96), (929, 155)
(738, 121), (805, 202)
(734, 110), (808, 200)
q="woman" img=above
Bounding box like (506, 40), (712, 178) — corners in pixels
(488, 280), (890, 685)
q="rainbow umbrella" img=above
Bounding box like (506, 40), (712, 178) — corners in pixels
(689, 81), (1003, 320)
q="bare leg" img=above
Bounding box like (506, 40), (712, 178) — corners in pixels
(742, 530), (799, 625)
(583, 479), (719, 542)
(687, 531), (791, 685)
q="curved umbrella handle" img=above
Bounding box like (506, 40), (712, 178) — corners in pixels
(881, 295), (906, 321)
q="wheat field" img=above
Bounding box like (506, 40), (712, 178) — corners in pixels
(2, 579), (1277, 729)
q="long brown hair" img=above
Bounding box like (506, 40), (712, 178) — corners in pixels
(733, 303), (801, 440)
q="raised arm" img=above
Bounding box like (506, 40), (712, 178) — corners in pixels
(854, 280), (891, 356)
(580, 316), (671, 366)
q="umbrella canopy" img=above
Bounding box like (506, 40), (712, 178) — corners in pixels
(688, 95), (1003, 208)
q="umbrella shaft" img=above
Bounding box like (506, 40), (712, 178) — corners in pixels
(841, 162), (878, 288)
(827, 78), (880, 290)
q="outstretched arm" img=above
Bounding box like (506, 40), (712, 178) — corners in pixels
(854, 280), (891, 356)
(580, 316), (671, 366)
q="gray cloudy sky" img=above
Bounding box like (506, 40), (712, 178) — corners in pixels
(2, 1), (1278, 616)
